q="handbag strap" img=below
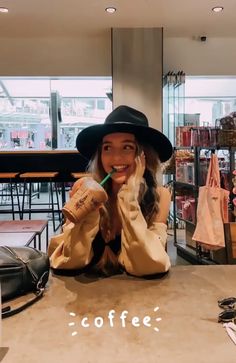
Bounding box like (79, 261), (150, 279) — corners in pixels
(1, 287), (45, 319)
(206, 153), (220, 187)
(1, 270), (48, 319)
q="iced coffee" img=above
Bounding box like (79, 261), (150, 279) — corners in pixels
(62, 177), (108, 223)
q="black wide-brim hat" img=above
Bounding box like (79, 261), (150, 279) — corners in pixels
(76, 105), (173, 162)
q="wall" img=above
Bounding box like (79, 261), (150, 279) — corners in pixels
(0, 34), (111, 76)
(1, 33), (236, 77)
(163, 37), (236, 75)
(112, 28), (163, 131)
(0, 29), (163, 131)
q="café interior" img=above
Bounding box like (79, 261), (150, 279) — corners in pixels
(1, 1), (236, 362)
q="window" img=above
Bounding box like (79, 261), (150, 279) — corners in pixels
(184, 77), (236, 126)
(0, 77), (112, 150)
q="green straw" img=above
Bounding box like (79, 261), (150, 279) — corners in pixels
(100, 168), (116, 186)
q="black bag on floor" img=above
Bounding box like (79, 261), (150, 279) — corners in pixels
(0, 246), (50, 318)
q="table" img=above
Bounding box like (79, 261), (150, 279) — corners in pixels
(0, 220), (48, 250)
(0, 232), (36, 247)
(1, 265), (236, 363)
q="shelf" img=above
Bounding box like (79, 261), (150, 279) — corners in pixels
(175, 146), (236, 151)
(174, 181), (197, 189)
(176, 244), (216, 265)
(176, 216), (195, 225)
(173, 144), (235, 265)
(175, 146), (195, 150)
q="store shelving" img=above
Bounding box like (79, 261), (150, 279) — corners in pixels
(173, 145), (235, 265)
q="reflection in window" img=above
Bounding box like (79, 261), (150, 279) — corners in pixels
(184, 77), (236, 126)
(0, 77), (112, 150)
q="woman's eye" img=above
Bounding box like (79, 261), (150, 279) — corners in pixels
(103, 145), (111, 152)
(124, 144), (135, 151)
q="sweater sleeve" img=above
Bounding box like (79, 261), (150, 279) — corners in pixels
(48, 210), (100, 269)
(117, 185), (171, 277)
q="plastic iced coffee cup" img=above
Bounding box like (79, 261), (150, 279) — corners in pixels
(62, 177), (108, 223)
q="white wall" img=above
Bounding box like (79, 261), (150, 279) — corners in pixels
(112, 28), (163, 131)
(164, 37), (236, 75)
(0, 34), (111, 76)
(2, 33), (236, 77)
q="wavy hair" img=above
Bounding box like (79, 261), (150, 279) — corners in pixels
(86, 139), (161, 276)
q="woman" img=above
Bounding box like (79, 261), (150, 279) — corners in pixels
(48, 105), (173, 277)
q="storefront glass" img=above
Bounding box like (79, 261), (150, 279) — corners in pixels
(184, 76), (236, 126)
(163, 75), (236, 146)
(0, 77), (112, 150)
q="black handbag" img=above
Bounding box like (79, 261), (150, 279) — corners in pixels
(0, 246), (50, 318)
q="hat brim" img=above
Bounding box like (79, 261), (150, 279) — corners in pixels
(76, 123), (173, 162)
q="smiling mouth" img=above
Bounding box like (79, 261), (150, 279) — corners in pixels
(112, 165), (129, 172)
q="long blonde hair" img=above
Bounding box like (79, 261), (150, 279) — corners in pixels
(87, 139), (161, 276)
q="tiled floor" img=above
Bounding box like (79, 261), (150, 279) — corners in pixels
(0, 190), (190, 266)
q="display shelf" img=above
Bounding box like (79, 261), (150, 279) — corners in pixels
(174, 181), (196, 189)
(176, 244), (216, 265)
(175, 145), (236, 152)
(173, 145), (235, 265)
(175, 216), (195, 226)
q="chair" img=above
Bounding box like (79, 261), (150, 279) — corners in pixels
(19, 172), (62, 231)
(71, 172), (91, 179)
(0, 172), (21, 220)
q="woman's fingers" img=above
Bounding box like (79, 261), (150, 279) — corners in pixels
(135, 153), (145, 180)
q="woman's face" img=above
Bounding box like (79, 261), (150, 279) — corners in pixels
(101, 132), (137, 185)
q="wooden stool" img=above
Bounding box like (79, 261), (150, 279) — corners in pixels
(71, 172), (91, 179)
(0, 232), (37, 247)
(0, 172), (21, 220)
(19, 172), (61, 232)
(0, 220), (49, 251)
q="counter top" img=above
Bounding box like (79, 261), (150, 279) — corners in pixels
(1, 265), (236, 363)
(0, 149), (80, 154)
(0, 150), (88, 179)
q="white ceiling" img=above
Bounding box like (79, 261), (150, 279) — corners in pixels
(0, 0), (235, 38)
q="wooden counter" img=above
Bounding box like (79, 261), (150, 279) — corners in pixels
(1, 265), (236, 363)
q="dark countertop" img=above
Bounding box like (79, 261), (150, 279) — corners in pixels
(1, 265), (236, 363)
(0, 150), (88, 181)
(0, 150), (79, 154)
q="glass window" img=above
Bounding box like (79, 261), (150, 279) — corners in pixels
(184, 76), (236, 126)
(0, 77), (112, 150)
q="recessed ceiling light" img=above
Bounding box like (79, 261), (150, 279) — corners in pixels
(212, 6), (224, 13)
(0, 7), (9, 13)
(105, 7), (116, 14)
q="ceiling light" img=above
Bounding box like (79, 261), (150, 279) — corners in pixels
(105, 7), (116, 14)
(212, 6), (224, 13)
(0, 7), (9, 13)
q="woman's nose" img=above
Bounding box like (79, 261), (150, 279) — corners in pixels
(110, 150), (124, 162)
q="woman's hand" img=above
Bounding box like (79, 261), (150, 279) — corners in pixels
(117, 151), (146, 201)
(126, 151), (146, 198)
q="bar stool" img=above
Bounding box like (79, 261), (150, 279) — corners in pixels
(0, 172), (21, 220)
(0, 220), (49, 251)
(71, 172), (91, 179)
(19, 172), (62, 232)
